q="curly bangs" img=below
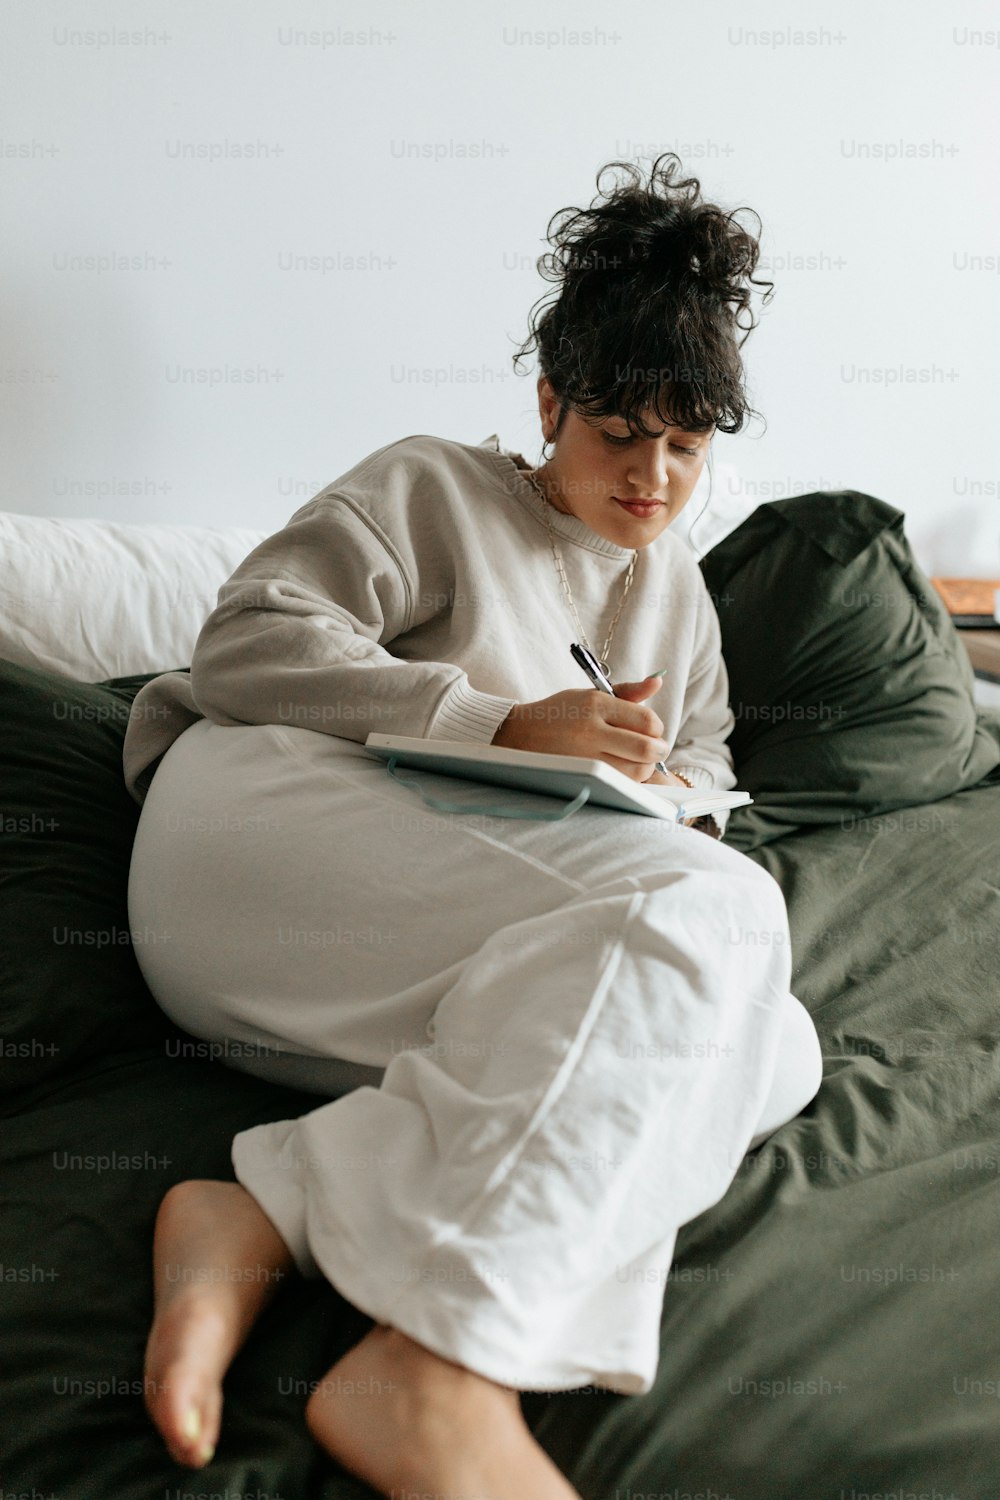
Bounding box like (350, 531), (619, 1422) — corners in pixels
(511, 153), (775, 437)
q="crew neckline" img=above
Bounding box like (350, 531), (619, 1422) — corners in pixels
(477, 434), (634, 560)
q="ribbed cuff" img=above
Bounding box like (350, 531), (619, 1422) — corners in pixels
(670, 762), (716, 791)
(427, 680), (519, 745)
(669, 764), (731, 838)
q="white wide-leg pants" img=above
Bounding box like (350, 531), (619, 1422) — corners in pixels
(127, 718), (822, 1395)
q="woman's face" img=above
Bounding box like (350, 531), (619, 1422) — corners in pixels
(536, 377), (714, 550)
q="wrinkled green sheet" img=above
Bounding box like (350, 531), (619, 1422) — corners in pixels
(3, 770), (1000, 1499)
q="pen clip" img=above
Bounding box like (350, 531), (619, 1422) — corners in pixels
(570, 642), (613, 690)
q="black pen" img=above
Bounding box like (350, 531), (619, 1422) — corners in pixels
(569, 642), (671, 778)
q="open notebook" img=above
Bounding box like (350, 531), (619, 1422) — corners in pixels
(363, 733), (751, 823)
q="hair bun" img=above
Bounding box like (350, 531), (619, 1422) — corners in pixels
(511, 152), (774, 436)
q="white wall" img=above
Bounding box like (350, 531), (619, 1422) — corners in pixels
(2, 0), (998, 576)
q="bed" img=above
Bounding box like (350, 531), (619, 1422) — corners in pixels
(2, 487), (999, 1498)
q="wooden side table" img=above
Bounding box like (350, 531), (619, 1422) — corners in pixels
(961, 630), (1000, 684)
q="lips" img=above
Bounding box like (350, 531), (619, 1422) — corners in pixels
(613, 498), (663, 517)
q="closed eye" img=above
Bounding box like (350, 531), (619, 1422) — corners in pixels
(602, 433), (700, 456)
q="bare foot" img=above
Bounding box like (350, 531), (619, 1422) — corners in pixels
(305, 1323), (581, 1499)
(144, 1179), (294, 1468)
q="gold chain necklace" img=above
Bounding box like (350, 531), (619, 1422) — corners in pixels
(523, 466), (637, 677)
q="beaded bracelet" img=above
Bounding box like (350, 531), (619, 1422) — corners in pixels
(668, 770), (722, 839)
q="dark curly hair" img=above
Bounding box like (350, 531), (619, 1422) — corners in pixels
(510, 153), (774, 439)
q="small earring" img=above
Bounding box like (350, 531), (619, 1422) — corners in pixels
(541, 434), (555, 458)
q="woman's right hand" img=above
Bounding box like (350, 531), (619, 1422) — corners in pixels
(491, 675), (673, 784)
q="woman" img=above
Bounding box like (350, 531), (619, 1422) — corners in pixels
(126, 154), (823, 1499)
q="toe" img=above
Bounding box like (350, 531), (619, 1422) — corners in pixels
(148, 1365), (213, 1467)
(144, 1296), (229, 1466)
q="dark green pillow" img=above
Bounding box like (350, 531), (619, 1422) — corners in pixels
(0, 660), (189, 1104)
(700, 492), (1000, 851)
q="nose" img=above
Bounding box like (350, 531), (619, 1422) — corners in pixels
(626, 440), (671, 498)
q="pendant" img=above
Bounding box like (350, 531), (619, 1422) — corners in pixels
(597, 659), (610, 677)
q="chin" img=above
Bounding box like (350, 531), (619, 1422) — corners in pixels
(608, 514), (674, 545)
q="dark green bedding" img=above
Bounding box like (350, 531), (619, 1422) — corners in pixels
(4, 763), (999, 1498)
(4, 488), (1000, 1498)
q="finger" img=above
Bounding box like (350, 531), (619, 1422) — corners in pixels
(600, 726), (668, 770)
(601, 752), (657, 784)
(602, 690), (665, 738)
(599, 750), (668, 786)
(612, 675), (662, 699)
(600, 725), (670, 767)
(600, 700), (667, 745)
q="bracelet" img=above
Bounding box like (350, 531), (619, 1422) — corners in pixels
(672, 770), (694, 789)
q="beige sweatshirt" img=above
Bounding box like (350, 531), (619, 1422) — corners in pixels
(122, 432), (737, 824)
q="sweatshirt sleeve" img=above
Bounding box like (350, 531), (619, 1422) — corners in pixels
(662, 578), (738, 836)
(188, 493), (518, 747)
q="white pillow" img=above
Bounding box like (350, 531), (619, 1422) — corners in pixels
(0, 454), (757, 683)
(670, 457), (758, 560)
(0, 512), (266, 682)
